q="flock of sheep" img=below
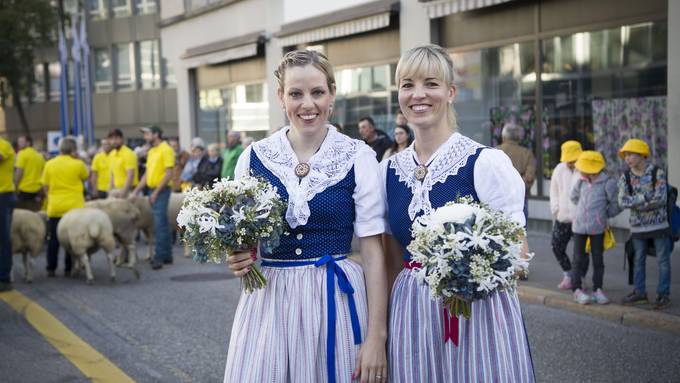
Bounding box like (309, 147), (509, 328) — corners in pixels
(10, 193), (185, 285)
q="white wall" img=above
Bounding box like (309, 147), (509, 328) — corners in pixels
(160, 0), (184, 20)
(282, 0), (376, 24)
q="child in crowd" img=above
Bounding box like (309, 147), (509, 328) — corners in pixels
(570, 151), (622, 304)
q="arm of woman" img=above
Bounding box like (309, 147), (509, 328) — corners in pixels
(353, 148), (388, 383)
(383, 233), (403, 291)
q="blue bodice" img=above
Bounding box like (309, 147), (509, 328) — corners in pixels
(386, 147), (484, 260)
(251, 151), (356, 260)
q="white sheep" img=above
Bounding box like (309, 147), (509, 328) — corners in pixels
(85, 199), (141, 270)
(10, 209), (47, 283)
(57, 207), (119, 285)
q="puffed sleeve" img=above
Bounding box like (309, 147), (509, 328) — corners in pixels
(234, 145), (252, 180)
(379, 158), (392, 235)
(474, 148), (526, 226)
(353, 148), (387, 237)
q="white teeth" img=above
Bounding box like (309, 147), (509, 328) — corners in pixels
(412, 105), (429, 112)
(300, 114), (317, 120)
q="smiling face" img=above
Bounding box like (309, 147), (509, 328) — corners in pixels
(278, 64), (335, 134)
(398, 75), (455, 130)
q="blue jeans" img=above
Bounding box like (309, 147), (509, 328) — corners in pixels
(632, 237), (672, 296)
(151, 187), (172, 262)
(0, 192), (16, 283)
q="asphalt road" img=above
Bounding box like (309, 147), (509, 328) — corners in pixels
(1, 243), (679, 383)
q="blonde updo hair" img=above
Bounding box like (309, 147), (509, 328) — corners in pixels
(274, 50), (336, 93)
(395, 44), (458, 130)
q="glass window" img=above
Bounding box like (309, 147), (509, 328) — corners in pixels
(197, 82), (269, 144)
(64, 0), (79, 15)
(48, 62), (62, 100)
(135, 0), (156, 14)
(164, 58), (176, 88)
(139, 40), (160, 89)
(111, 0), (131, 18)
(115, 43), (135, 91)
(32, 64), (46, 102)
(89, 0), (107, 19)
(333, 63), (397, 137)
(94, 48), (112, 92)
(541, 21), (667, 192)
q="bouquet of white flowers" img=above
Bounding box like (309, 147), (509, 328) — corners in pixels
(177, 176), (287, 292)
(407, 196), (532, 319)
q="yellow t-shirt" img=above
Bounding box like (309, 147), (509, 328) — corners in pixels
(16, 146), (46, 193)
(0, 138), (15, 193)
(110, 145), (139, 189)
(146, 141), (175, 189)
(41, 155), (89, 218)
(91, 151), (111, 192)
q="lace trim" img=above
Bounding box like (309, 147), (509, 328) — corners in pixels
(252, 125), (370, 228)
(389, 133), (485, 220)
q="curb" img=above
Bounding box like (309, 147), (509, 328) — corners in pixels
(517, 285), (680, 335)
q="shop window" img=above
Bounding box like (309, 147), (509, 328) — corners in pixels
(333, 63), (398, 137)
(32, 64), (46, 102)
(139, 40), (161, 89)
(48, 62), (62, 100)
(541, 21), (667, 192)
(115, 43), (135, 90)
(197, 82), (269, 144)
(94, 48), (112, 92)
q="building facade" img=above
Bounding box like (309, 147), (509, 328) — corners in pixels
(3, 0), (177, 147)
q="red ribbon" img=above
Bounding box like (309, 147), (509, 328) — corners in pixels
(403, 260), (459, 346)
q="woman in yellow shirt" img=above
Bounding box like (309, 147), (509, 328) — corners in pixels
(41, 137), (89, 277)
(90, 139), (113, 199)
(14, 135), (46, 211)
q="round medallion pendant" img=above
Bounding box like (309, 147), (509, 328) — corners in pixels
(414, 165), (428, 181)
(295, 163), (311, 178)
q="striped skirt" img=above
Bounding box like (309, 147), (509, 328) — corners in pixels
(389, 269), (535, 382)
(223, 257), (368, 383)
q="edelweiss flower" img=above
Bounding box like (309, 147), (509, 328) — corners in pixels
(196, 215), (225, 235)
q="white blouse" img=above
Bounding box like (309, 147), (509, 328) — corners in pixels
(235, 125), (386, 237)
(380, 132), (526, 232)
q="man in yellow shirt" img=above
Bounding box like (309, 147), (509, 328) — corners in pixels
(132, 126), (175, 270)
(14, 135), (46, 211)
(0, 136), (16, 291)
(108, 129), (138, 197)
(42, 137), (89, 277)
(90, 139), (113, 199)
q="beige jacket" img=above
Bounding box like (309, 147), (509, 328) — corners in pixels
(496, 141), (536, 192)
(549, 162), (580, 223)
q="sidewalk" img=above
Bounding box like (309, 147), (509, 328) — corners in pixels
(522, 231), (680, 334)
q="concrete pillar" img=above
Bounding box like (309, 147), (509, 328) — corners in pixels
(668, 0), (680, 188)
(174, 63), (193, 149)
(399, 0), (432, 53)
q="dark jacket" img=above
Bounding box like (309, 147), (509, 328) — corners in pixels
(193, 155), (223, 188)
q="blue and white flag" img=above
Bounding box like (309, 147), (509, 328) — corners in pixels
(70, 15), (82, 138)
(80, 11), (94, 147)
(58, 27), (69, 137)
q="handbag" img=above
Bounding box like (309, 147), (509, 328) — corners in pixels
(586, 227), (616, 253)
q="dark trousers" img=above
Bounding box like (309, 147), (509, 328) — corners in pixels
(572, 233), (604, 291)
(0, 192), (16, 283)
(47, 217), (72, 272)
(16, 191), (41, 211)
(552, 221), (590, 275)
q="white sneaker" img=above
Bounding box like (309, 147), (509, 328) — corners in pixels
(574, 289), (590, 305)
(592, 289), (610, 305)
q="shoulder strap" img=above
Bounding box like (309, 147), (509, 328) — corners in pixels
(652, 165), (658, 187)
(625, 170), (633, 196)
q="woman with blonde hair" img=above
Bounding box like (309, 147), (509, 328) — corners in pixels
(225, 50), (388, 383)
(382, 44), (535, 382)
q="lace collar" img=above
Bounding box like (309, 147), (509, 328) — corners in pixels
(252, 125), (371, 228)
(389, 132), (484, 220)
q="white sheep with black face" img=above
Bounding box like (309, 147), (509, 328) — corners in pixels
(85, 198), (141, 271)
(57, 207), (118, 285)
(10, 209), (47, 283)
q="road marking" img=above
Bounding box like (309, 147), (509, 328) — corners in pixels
(0, 290), (135, 383)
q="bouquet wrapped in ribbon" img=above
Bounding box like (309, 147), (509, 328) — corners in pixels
(407, 196), (532, 319)
(177, 176), (287, 292)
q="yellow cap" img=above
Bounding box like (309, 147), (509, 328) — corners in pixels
(560, 140), (583, 163)
(575, 151), (606, 174)
(618, 138), (649, 158)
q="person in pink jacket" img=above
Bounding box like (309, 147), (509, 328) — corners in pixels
(550, 140), (590, 289)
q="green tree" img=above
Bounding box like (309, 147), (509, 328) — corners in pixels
(0, 0), (57, 135)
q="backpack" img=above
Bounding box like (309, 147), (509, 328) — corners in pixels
(624, 166), (680, 242)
